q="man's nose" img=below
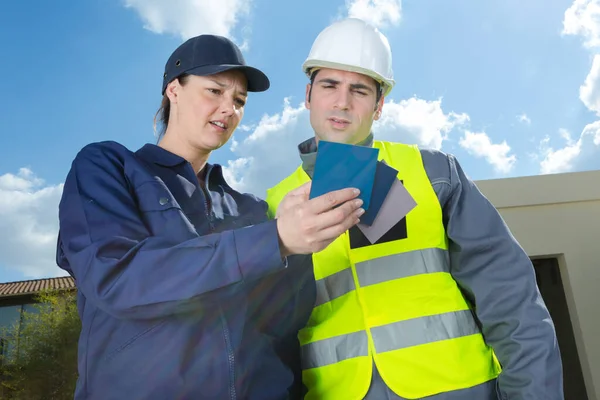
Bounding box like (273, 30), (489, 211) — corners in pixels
(334, 90), (351, 110)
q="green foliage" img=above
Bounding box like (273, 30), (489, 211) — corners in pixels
(0, 290), (81, 400)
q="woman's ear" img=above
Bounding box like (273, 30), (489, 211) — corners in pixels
(165, 79), (180, 104)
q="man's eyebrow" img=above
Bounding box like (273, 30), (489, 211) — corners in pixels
(209, 78), (247, 96)
(316, 78), (340, 85)
(316, 78), (374, 92)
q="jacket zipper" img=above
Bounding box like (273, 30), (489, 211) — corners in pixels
(200, 166), (235, 398)
(220, 311), (237, 400)
(194, 166), (235, 397)
(200, 165), (214, 232)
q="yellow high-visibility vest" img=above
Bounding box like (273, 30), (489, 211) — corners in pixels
(266, 140), (501, 400)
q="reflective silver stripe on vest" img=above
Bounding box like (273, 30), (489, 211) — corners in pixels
(301, 330), (368, 370)
(371, 309), (479, 353)
(301, 310), (479, 370)
(314, 248), (449, 307)
(315, 268), (355, 307)
(355, 247), (449, 287)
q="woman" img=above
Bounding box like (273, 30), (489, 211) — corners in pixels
(56, 34), (363, 400)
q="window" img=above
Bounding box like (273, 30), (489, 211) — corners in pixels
(0, 305), (22, 331)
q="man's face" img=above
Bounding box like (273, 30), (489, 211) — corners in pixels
(305, 68), (384, 145)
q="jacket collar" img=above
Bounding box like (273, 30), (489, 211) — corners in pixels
(136, 143), (188, 167)
(135, 143), (228, 186)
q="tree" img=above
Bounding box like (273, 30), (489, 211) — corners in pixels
(0, 290), (80, 400)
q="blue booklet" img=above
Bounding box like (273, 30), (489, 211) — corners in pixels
(309, 140), (379, 211)
(359, 160), (398, 226)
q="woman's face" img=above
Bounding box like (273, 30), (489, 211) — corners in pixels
(166, 70), (248, 153)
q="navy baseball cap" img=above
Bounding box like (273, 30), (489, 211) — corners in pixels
(161, 34), (270, 95)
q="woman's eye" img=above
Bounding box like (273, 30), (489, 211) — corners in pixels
(208, 88), (221, 95)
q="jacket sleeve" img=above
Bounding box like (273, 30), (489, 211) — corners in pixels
(426, 151), (563, 399)
(56, 143), (287, 320)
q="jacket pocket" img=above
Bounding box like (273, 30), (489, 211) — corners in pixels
(103, 319), (167, 363)
(135, 180), (182, 212)
(133, 180), (196, 235)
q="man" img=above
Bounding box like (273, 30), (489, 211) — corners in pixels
(266, 18), (564, 400)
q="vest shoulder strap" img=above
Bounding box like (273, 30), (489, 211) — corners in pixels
(265, 166), (309, 218)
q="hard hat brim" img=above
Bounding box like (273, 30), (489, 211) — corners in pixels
(303, 60), (394, 96)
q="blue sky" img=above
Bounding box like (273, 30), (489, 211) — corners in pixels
(1, 0), (599, 281)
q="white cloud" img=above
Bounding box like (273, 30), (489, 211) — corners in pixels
(459, 131), (517, 174)
(539, 136), (581, 174)
(559, 128), (575, 144)
(237, 124), (255, 132)
(561, 2), (600, 171)
(0, 169), (64, 278)
(375, 97), (470, 149)
(223, 98), (308, 195)
(223, 96), (470, 197)
(588, 121), (600, 145)
(123, 0), (251, 42)
(562, 0), (600, 48)
(346, 0), (402, 28)
(518, 113), (531, 125)
(539, 122), (600, 174)
(580, 54), (600, 113)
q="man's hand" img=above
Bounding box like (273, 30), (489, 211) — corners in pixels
(276, 182), (364, 257)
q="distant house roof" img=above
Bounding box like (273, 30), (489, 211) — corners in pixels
(0, 276), (75, 298)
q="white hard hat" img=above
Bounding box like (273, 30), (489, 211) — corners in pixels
(302, 18), (395, 97)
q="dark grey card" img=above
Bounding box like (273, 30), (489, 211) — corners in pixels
(357, 178), (417, 243)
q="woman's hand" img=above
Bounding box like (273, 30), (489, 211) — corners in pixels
(276, 182), (364, 257)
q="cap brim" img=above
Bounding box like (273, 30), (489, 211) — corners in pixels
(185, 64), (270, 92)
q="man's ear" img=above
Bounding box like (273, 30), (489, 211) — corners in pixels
(305, 83), (312, 109)
(374, 96), (385, 120)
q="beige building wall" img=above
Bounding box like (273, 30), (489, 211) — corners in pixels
(475, 169), (600, 400)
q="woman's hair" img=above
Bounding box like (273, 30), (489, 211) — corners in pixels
(153, 74), (190, 141)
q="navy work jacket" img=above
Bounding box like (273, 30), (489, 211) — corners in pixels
(56, 141), (315, 400)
